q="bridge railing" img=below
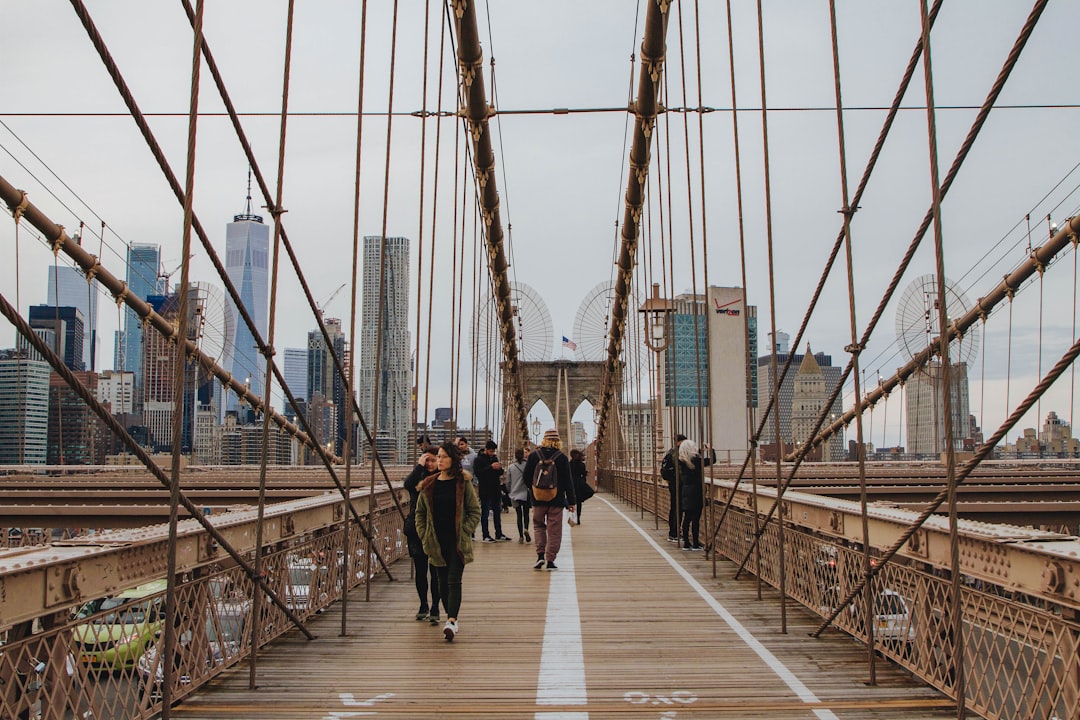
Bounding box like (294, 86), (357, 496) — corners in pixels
(601, 468), (1080, 720)
(0, 488), (406, 720)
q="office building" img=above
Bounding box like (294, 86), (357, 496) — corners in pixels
(757, 347), (842, 455)
(358, 236), (411, 463)
(790, 347), (844, 461)
(0, 351), (50, 464)
(307, 320), (346, 454)
(48, 371), (106, 465)
(283, 347), (308, 412)
(28, 305), (84, 371)
(905, 361), (971, 456)
(705, 287), (755, 464)
(97, 370), (135, 414)
(46, 265), (99, 371)
(121, 244), (161, 408)
(223, 206), (269, 416)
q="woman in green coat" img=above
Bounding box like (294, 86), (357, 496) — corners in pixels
(414, 439), (481, 641)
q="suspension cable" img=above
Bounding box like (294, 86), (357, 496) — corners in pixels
(162, 2), (205, 710)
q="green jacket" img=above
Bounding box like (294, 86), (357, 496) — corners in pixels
(414, 471), (481, 566)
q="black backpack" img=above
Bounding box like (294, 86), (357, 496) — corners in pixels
(660, 450), (676, 483)
(532, 451), (560, 502)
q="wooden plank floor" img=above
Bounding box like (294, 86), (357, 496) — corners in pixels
(174, 494), (955, 719)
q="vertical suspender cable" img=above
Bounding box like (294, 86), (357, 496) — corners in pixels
(343, 0), (371, 633)
(916, 1), (963, 712)
(753, 0), (788, 633)
(250, 0), (297, 689)
(162, 1), (203, 712)
(826, 0), (876, 684)
(722, 0), (761, 594)
(368, 0), (402, 603)
(422, 14), (449, 434)
(414, 0), (433, 432)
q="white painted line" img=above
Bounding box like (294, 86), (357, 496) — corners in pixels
(535, 513), (588, 720)
(600, 497), (840, 720)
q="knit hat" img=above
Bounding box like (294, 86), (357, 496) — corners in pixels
(542, 429), (561, 448)
(484, 440), (498, 450)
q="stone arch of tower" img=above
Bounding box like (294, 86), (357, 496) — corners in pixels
(502, 360), (623, 466)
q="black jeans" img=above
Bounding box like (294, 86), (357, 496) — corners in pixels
(481, 497), (503, 538)
(681, 506), (702, 547)
(412, 551), (440, 612)
(667, 485), (679, 537)
(435, 552), (465, 619)
(514, 502), (530, 537)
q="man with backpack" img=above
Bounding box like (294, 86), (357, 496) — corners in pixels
(523, 428), (576, 570)
(660, 434), (686, 543)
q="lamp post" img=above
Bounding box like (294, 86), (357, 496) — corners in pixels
(639, 283), (675, 529)
(531, 416), (541, 447)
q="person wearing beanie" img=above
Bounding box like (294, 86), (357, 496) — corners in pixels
(522, 429), (576, 570)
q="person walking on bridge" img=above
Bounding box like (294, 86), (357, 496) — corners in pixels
(414, 440), (481, 641)
(506, 447), (532, 543)
(524, 429), (576, 570)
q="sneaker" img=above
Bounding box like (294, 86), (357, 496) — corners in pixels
(690, 545), (704, 551)
(443, 619), (458, 642)
(428, 609), (441, 625)
(667, 535), (679, 543)
(415, 606), (429, 621)
(546, 561), (558, 570)
(524, 531), (532, 543)
(496, 535), (511, 542)
(682, 544), (693, 551)
(482, 537), (497, 543)
(517, 536), (525, 544)
(533, 556), (546, 570)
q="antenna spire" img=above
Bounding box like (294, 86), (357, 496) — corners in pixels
(245, 167), (253, 216)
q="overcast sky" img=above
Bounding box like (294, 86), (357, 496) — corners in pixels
(2, 1), (1079, 448)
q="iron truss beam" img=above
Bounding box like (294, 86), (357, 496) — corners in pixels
(451, 1), (527, 443)
(711, 479), (1080, 613)
(0, 490), (395, 631)
(597, 0), (671, 453)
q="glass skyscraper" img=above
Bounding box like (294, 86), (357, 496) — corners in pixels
(224, 211), (269, 416)
(359, 236), (411, 463)
(121, 244), (161, 407)
(46, 265), (99, 371)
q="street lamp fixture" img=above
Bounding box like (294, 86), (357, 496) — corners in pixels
(531, 416), (541, 445)
(639, 283), (675, 352)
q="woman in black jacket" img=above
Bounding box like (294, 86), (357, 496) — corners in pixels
(568, 448), (593, 525)
(403, 448), (441, 623)
(677, 439), (714, 550)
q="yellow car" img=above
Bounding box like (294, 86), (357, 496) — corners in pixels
(73, 579), (167, 670)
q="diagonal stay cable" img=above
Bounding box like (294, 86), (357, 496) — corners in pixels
(66, 0), (403, 558)
(813, 263), (1080, 640)
(720, 0), (1048, 574)
(0, 171), (393, 581)
(0, 286), (315, 641)
(174, 0), (405, 520)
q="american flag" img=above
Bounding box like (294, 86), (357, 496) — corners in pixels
(562, 336), (577, 351)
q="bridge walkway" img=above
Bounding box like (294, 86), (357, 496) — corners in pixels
(174, 494), (954, 719)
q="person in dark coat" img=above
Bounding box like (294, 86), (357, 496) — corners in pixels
(523, 429), (576, 570)
(677, 439), (714, 550)
(474, 440), (509, 542)
(403, 447), (441, 623)
(414, 440), (481, 641)
(660, 434), (687, 542)
(568, 448), (593, 525)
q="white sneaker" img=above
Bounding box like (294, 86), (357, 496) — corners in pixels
(443, 619), (458, 642)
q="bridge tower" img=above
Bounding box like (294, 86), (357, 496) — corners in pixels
(502, 360), (623, 466)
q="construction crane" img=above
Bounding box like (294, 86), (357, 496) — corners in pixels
(317, 283), (347, 317)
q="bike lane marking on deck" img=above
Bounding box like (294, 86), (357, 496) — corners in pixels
(535, 513), (588, 720)
(600, 497), (841, 720)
